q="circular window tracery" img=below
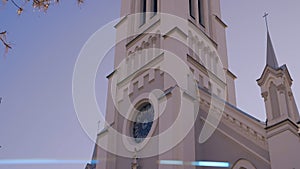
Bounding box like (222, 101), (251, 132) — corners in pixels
(132, 103), (154, 143)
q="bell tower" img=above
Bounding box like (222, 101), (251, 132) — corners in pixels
(257, 30), (299, 127)
(257, 28), (299, 126)
(114, 0), (237, 105)
(97, 1), (236, 169)
(257, 14), (300, 169)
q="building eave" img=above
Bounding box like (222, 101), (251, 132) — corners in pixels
(106, 70), (116, 79)
(214, 15), (228, 28)
(227, 69), (237, 79)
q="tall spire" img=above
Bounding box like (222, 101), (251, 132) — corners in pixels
(266, 31), (279, 69)
(263, 12), (279, 69)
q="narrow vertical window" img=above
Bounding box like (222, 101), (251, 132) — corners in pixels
(198, 0), (204, 26)
(151, 0), (158, 16)
(189, 0), (195, 19)
(269, 82), (280, 119)
(140, 0), (147, 26)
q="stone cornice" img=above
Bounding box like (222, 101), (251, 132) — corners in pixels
(266, 119), (299, 139)
(257, 65), (293, 86)
(197, 87), (268, 150)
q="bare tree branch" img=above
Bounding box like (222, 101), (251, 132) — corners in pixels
(1, 0), (85, 56)
(0, 31), (12, 56)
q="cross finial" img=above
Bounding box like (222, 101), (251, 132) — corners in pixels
(263, 12), (269, 31)
(131, 148), (139, 169)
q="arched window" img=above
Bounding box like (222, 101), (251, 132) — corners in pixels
(269, 82), (280, 119)
(132, 103), (154, 143)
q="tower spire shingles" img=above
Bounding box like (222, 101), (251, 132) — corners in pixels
(263, 12), (279, 69)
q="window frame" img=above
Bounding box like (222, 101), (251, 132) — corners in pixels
(189, 0), (196, 19)
(151, 0), (158, 16)
(140, 0), (147, 26)
(198, 0), (205, 27)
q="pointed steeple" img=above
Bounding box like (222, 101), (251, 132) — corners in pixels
(258, 15), (300, 167)
(263, 12), (279, 69)
(266, 31), (279, 69)
(258, 13), (300, 127)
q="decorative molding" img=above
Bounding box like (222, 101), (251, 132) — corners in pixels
(223, 112), (267, 148)
(115, 55), (164, 103)
(277, 84), (286, 93)
(207, 115), (270, 165)
(126, 15), (161, 48)
(187, 55), (226, 89)
(196, 86), (268, 149)
(261, 92), (268, 101)
(257, 65), (293, 87)
(187, 19), (218, 47)
(288, 91), (293, 97)
(117, 52), (163, 87)
(266, 119), (299, 138)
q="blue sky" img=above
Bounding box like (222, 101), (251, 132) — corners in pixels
(0, 1), (300, 169)
(0, 1), (120, 169)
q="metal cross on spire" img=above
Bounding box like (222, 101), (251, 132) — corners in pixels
(263, 12), (279, 69)
(263, 12), (269, 31)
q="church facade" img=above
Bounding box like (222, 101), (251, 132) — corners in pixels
(89, 1), (300, 169)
